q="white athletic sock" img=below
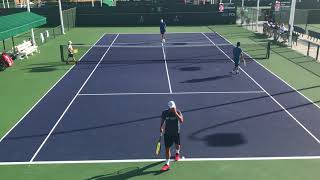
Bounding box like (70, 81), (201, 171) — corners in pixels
(166, 159), (170, 165)
(176, 149), (180, 154)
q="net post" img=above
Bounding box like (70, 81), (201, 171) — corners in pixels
(267, 41), (271, 59)
(316, 45), (319, 61)
(2, 40), (5, 51)
(305, 9), (309, 35)
(12, 36), (15, 54)
(44, 31), (47, 43)
(307, 42), (310, 56)
(53, 28), (56, 39)
(60, 45), (65, 62)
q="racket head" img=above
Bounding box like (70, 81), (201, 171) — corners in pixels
(242, 56), (246, 66)
(155, 132), (163, 155)
(155, 142), (161, 155)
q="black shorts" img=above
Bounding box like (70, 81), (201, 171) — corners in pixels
(160, 31), (166, 35)
(68, 53), (74, 58)
(164, 134), (180, 148)
(234, 59), (240, 67)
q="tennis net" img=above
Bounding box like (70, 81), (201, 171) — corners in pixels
(59, 42), (271, 62)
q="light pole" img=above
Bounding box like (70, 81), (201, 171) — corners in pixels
(288, 0), (297, 46)
(58, 0), (65, 34)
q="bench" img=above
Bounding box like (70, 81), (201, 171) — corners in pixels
(15, 40), (39, 60)
(308, 30), (320, 42)
(297, 37), (320, 61)
(293, 25), (306, 37)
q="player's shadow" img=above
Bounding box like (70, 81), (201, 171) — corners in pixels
(203, 133), (246, 147)
(24, 62), (69, 73)
(85, 161), (165, 180)
(179, 66), (201, 71)
(25, 65), (58, 73)
(181, 74), (232, 83)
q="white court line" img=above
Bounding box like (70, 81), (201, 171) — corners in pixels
(104, 44), (215, 48)
(202, 32), (320, 144)
(113, 41), (210, 45)
(2, 156), (320, 166)
(78, 91), (266, 96)
(215, 32), (320, 111)
(110, 32), (208, 35)
(29, 34), (120, 162)
(162, 42), (173, 93)
(0, 33), (107, 143)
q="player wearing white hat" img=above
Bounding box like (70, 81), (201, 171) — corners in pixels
(66, 40), (77, 64)
(160, 101), (184, 171)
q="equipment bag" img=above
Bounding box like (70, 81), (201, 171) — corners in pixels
(1, 53), (14, 67)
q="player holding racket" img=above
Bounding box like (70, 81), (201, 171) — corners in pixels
(231, 42), (245, 74)
(160, 101), (184, 171)
(66, 40), (78, 64)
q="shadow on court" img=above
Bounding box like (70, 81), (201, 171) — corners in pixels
(181, 74), (232, 83)
(24, 62), (70, 73)
(85, 161), (164, 180)
(203, 133), (247, 147)
(179, 66), (201, 71)
(26, 66), (58, 73)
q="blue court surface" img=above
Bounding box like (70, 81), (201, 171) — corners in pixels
(1, 32), (320, 163)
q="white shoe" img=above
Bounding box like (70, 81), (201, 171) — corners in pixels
(231, 70), (240, 74)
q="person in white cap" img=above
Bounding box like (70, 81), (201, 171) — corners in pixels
(160, 100), (184, 171)
(66, 40), (77, 64)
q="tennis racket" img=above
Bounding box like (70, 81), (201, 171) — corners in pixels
(155, 132), (163, 156)
(73, 49), (78, 54)
(242, 55), (246, 67)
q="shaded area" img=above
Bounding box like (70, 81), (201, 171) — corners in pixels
(85, 161), (164, 180)
(179, 66), (201, 71)
(187, 105), (305, 142)
(26, 66), (57, 73)
(181, 74), (232, 83)
(23, 62), (73, 73)
(204, 133), (246, 147)
(171, 42), (188, 45)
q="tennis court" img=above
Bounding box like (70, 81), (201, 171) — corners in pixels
(0, 32), (320, 164)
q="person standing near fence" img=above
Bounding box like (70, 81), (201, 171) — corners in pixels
(66, 41), (77, 64)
